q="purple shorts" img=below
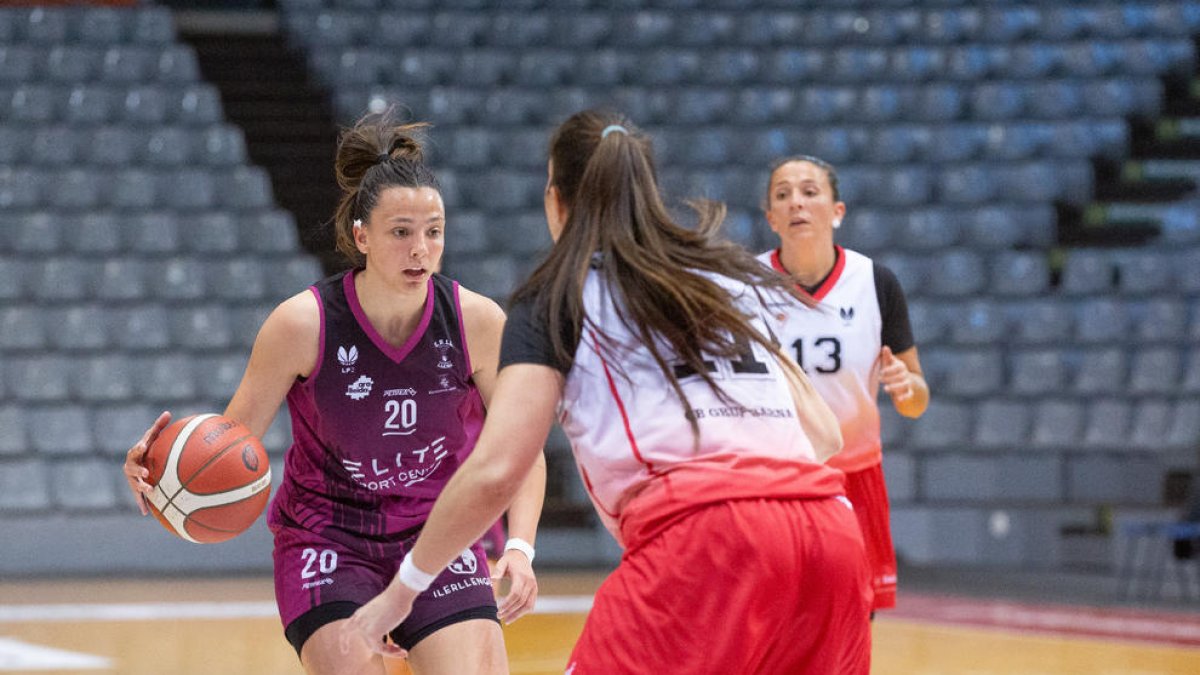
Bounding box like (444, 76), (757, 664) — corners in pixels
(273, 524), (498, 655)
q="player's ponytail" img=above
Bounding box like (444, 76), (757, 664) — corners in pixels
(332, 108), (438, 266)
(514, 109), (809, 438)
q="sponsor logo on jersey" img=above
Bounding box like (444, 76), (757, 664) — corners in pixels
(337, 345), (358, 373)
(339, 437), (448, 491)
(345, 375), (373, 400)
(427, 374), (457, 395)
(840, 306), (855, 325)
(433, 338), (455, 369)
(383, 387), (417, 397)
(448, 548), (478, 575)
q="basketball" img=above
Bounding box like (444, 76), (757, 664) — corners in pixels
(144, 414), (272, 544)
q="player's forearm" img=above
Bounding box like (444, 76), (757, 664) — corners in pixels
(505, 451), (547, 546)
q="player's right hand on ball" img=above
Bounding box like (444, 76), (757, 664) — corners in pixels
(123, 411), (172, 516)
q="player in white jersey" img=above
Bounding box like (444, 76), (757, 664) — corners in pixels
(758, 156), (930, 612)
(341, 111), (872, 673)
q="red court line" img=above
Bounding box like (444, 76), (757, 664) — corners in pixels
(888, 593), (1200, 649)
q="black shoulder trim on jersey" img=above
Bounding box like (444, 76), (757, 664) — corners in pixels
(873, 261), (916, 354)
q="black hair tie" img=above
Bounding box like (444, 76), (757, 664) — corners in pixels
(378, 152), (390, 164)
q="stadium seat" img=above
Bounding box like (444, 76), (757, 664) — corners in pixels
(209, 259), (266, 301)
(109, 305), (170, 350)
(1061, 249), (1116, 295)
(95, 259), (147, 302)
(154, 258), (206, 301)
(943, 349), (1004, 397)
(908, 400), (972, 451)
(1129, 348), (1182, 395)
(927, 249), (986, 297)
(1082, 398), (1132, 451)
(49, 306), (108, 351)
(134, 354), (197, 401)
(0, 306), (44, 351)
(990, 252), (1049, 296)
(1128, 399), (1173, 451)
(1075, 298), (1128, 343)
(74, 355), (134, 402)
(1135, 298), (1188, 343)
(973, 400), (1031, 449)
(947, 301), (1007, 345)
(1073, 348), (1127, 395)
(1114, 250), (1174, 295)
(1008, 349), (1066, 395)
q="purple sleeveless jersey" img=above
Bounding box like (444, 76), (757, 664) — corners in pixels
(268, 270), (486, 556)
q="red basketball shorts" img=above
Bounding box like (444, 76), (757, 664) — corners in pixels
(843, 462), (898, 610)
(566, 496), (872, 675)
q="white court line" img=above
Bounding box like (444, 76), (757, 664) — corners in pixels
(0, 596), (593, 624)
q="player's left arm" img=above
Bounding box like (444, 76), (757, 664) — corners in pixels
(461, 287), (546, 623)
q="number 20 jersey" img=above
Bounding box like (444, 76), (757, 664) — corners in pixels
(267, 270), (485, 552)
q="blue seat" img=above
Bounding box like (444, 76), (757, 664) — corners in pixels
(1062, 42), (1120, 78)
(861, 125), (929, 164)
(442, 255), (518, 302)
(210, 259), (266, 301)
(1129, 348), (1181, 396)
(944, 349), (1005, 397)
(898, 207), (958, 250)
(75, 355), (133, 402)
(135, 354), (196, 400)
(947, 301), (1007, 345)
(0, 259), (27, 302)
(108, 169), (157, 210)
(1135, 299), (1188, 343)
(875, 253), (928, 296)
(155, 45), (200, 83)
(983, 6), (1040, 43)
(161, 168), (216, 210)
(9, 355), (72, 402)
(939, 164), (996, 204)
(1061, 250), (1115, 295)
(998, 162), (1062, 202)
(927, 250), (986, 297)
(172, 305), (233, 351)
(13, 212), (57, 253)
(981, 123), (1050, 161)
(0, 46), (36, 83)
(46, 47), (98, 83)
(50, 169), (102, 210)
(111, 305), (170, 350)
(241, 211), (300, 253)
(192, 354), (247, 401)
(28, 407), (93, 456)
(1009, 349), (1066, 395)
(971, 82), (1026, 120)
(891, 46), (945, 83)
(973, 400), (1030, 449)
(0, 459), (51, 511)
(515, 51), (576, 87)
(154, 258), (206, 301)
(267, 257), (323, 298)
(1026, 80), (1086, 119)
(1114, 251), (1173, 295)
(1076, 299), (1128, 343)
(101, 46), (152, 83)
(35, 257), (95, 301)
(131, 7), (175, 44)
(0, 306), (44, 351)
(1074, 348), (1127, 395)
(1178, 251), (1200, 296)
(128, 212), (179, 253)
(990, 252), (1049, 296)
(51, 306), (109, 350)
(122, 86), (168, 124)
(672, 90), (735, 125)
(1167, 401), (1200, 450)
(9, 85), (57, 123)
(700, 49), (759, 85)
(610, 12), (675, 48)
(173, 85), (223, 125)
(1007, 43), (1062, 79)
(373, 11), (431, 46)
(1184, 350), (1200, 394)
(19, 7), (69, 42)
(76, 6), (125, 44)
(1129, 399), (1175, 452)
(838, 209), (895, 253)
(908, 400), (972, 451)
(1083, 399), (1132, 451)
(914, 83), (966, 121)
(219, 167), (274, 210)
(907, 299), (946, 346)
(95, 258), (147, 301)
(830, 47), (889, 83)
(920, 8), (983, 44)
(1008, 299), (1073, 344)
(926, 124), (985, 162)
(142, 126), (192, 166)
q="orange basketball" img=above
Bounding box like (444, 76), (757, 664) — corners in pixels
(144, 414), (272, 544)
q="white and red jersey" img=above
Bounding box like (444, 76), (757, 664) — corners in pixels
(756, 246), (914, 473)
(500, 264), (846, 546)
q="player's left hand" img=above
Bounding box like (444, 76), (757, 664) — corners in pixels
(339, 582), (418, 658)
(879, 346), (913, 402)
(492, 549), (538, 624)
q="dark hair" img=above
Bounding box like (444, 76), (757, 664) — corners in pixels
(765, 155), (840, 207)
(332, 109), (440, 266)
(512, 109), (811, 438)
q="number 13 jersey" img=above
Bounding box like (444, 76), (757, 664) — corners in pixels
(757, 246), (914, 474)
(268, 270), (485, 551)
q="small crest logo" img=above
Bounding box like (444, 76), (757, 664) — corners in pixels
(839, 306), (855, 325)
(345, 375), (374, 401)
(448, 548), (478, 575)
(338, 345), (359, 373)
(439, 374), (451, 389)
(433, 338), (455, 370)
(241, 444), (260, 472)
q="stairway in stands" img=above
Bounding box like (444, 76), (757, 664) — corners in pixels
(181, 28), (345, 273)
(1058, 63), (1200, 248)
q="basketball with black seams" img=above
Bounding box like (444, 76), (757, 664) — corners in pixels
(144, 414), (272, 544)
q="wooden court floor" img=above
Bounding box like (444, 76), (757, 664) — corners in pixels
(2, 573), (1199, 674)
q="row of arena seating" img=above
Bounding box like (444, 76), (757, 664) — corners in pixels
(281, 3), (1200, 47)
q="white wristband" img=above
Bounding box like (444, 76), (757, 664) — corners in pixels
(504, 537), (536, 563)
(397, 552), (437, 592)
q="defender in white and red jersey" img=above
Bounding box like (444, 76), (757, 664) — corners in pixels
(342, 112), (872, 675)
(759, 156), (931, 612)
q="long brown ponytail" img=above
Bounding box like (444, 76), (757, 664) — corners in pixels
(512, 110), (811, 436)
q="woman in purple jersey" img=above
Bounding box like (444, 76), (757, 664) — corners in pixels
(122, 112), (545, 675)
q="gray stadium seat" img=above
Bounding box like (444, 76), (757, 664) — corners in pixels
(71, 213), (121, 253)
(110, 305), (170, 351)
(1113, 250), (1174, 295)
(1082, 398), (1132, 451)
(1167, 400), (1200, 450)
(209, 259), (266, 301)
(192, 353), (247, 401)
(33, 257), (94, 302)
(46, 46), (97, 83)
(123, 86), (168, 124)
(30, 126), (81, 166)
(142, 126), (193, 166)
(0, 259), (28, 301)
(0, 306), (44, 351)
(839, 209), (895, 253)
(943, 349), (1004, 397)
(922, 455), (999, 501)
(47, 306), (108, 351)
(92, 403), (156, 456)
(74, 355), (134, 402)
(96, 259), (148, 302)
(1134, 299), (1188, 343)
(128, 212), (180, 253)
(1128, 399), (1173, 452)
(1075, 299), (1128, 343)
(990, 252), (1049, 296)
(1129, 348), (1182, 395)
(135, 354), (197, 401)
(219, 167), (274, 210)
(0, 460), (50, 512)
(927, 250), (986, 297)
(908, 400), (972, 451)
(900, 207), (959, 250)
(155, 45), (200, 83)
(160, 168), (215, 210)
(973, 400), (1030, 449)
(1181, 349), (1200, 394)
(906, 299), (946, 346)
(947, 301), (1007, 345)
(181, 212), (240, 254)
(241, 210), (300, 253)
(13, 212), (58, 254)
(20, 7), (69, 43)
(267, 257), (324, 298)
(88, 125), (139, 165)
(1029, 398), (1085, 449)
(1073, 348), (1127, 395)
(9, 356), (72, 402)
(174, 84), (223, 125)
(153, 258), (206, 300)
(0, 46), (36, 83)
(77, 6), (125, 44)
(0, 406), (28, 455)
(8, 85), (56, 123)
(1008, 349), (1066, 395)
(52, 459), (118, 510)
(0, 167), (40, 209)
